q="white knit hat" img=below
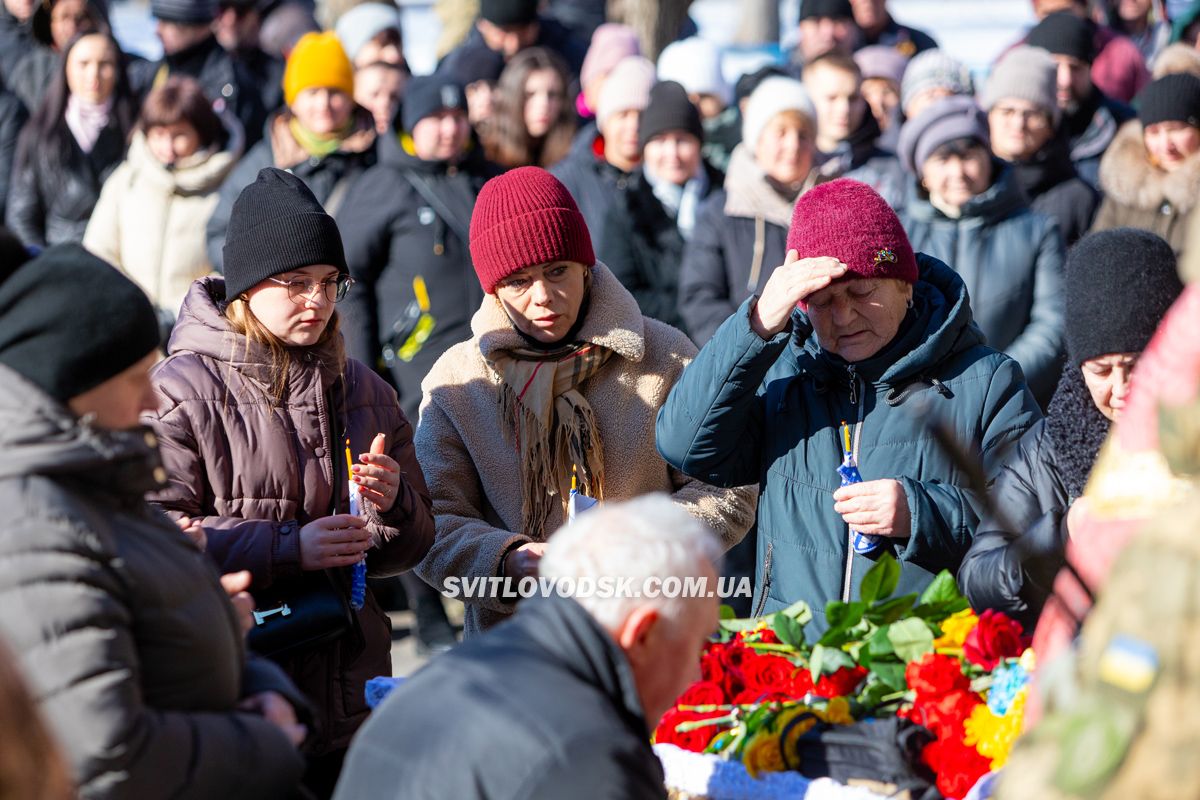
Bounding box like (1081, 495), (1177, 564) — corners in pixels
(335, 2), (401, 64)
(657, 37), (731, 105)
(741, 76), (816, 149)
(596, 56), (656, 129)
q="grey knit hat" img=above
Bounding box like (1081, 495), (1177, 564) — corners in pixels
(900, 49), (974, 114)
(983, 45), (1060, 125)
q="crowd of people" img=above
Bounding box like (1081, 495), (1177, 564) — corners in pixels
(0, 0), (1198, 796)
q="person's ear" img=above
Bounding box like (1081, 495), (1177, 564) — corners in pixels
(616, 605), (661, 666)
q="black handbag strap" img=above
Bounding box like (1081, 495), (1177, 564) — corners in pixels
(402, 168), (472, 245)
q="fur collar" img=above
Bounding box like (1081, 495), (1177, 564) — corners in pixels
(471, 262), (646, 363)
(1098, 120), (1200, 213)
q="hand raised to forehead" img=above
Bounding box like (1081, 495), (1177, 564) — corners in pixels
(750, 250), (847, 339)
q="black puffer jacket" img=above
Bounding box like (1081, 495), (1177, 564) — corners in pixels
(339, 133), (498, 421)
(129, 35), (266, 149)
(5, 117), (126, 248)
(0, 84), (28, 217)
(599, 163), (722, 330)
(957, 366), (1110, 630)
(0, 7), (33, 85)
(550, 124), (634, 258)
(205, 109), (376, 271)
(332, 593), (667, 800)
(0, 364), (308, 799)
(1010, 135), (1100, 246)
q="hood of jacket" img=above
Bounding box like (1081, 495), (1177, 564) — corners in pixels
(793, 253), (985, 388)
(377, 126), (492, 176)
(723, 143), (822, 227)
(470, 261), (646, 364)
(123, 114), (244, 195)
(904, 161), (1028, 226)
(1012, 133), (1082, 198)
(0, 363), (165, 496)
(1098, 119), (1200, 213)
(167, 277), (346, 396)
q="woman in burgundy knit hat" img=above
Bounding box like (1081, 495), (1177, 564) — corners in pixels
(412, 166), (757, 637)
(657, 178), (1041, 635)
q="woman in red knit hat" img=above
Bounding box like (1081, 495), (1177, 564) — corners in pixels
(657, 178), (1041, 635)
(412, 166), (757, 637)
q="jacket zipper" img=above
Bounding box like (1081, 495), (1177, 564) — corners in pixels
(753, 541), (773, 617)
(840, 370), (866, 602)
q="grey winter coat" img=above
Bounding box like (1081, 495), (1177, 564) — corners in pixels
(902, 165), (1066, 404)
(0, 364), (307, 799)
(145, 277), (435, 753)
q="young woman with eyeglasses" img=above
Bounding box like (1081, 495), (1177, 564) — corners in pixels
(143, 167), (435, 799)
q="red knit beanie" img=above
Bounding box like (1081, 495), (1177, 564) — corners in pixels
(787, 179), (917, 309)
(469, 167), (595, 294)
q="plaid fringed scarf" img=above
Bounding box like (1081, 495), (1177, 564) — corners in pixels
(486, 342), (613, 537)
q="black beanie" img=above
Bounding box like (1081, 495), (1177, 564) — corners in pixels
(1136, 73), (1200, 128)
(638, 81), (704, 150)
(401, 74), (468, 133)
(0, 245), (159, 402)
(1065, 228), (1183, 366)
(222, 168), (347, 301)
(480, 0), (537, 25)
(735, 64), (788, 106)
(1026, 11), (1097, 64)
(448, 45), (505, 87)
(800, 0), (853, 22)
(151, 0), (216, 24)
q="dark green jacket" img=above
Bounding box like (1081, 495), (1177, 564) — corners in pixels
(655, 255), (1040, 632)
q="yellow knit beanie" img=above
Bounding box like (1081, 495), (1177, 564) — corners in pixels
(283, 31), (355, 107)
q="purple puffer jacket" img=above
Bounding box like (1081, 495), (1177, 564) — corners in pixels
(144, 277), (435, 754)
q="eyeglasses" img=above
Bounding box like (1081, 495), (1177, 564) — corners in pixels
(991, 106), (1051, 130)
(267, 275), (355, 304)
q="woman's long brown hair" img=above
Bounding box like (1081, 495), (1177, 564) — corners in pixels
(224, 298), (341, 406)
(484, 47), (577, 170)
(0, 638), (74, 800)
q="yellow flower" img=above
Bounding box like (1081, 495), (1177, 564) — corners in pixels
(933, 609), (979, 651)
(818, 696), (855, 726)
(742, 729), (786, 778)
(963, 690), (1026, 769)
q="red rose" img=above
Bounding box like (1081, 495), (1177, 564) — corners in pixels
(740, 653), (798, 694)
(814, 666), (868, 698)
(732, 689), (794, 705)
(909, 689), (981, 741)
(702, 646), (740, 696)
(654, 708), (726, 753)
(790, 669), (815, 698)
(750, 629), (781, 645)
(963, 610), (1025, 670)
(921, 738), (992, 799)
(906, 653), (971, 699)
(676, 680), (727, 707)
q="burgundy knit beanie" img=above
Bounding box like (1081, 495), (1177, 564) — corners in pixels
(470, 167), (595, 294)
(788, 179), (917, 309)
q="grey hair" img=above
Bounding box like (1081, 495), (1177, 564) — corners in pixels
(538, 494), (724, 636)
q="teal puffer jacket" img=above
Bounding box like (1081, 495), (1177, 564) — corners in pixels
(656, 255), (1040, 632)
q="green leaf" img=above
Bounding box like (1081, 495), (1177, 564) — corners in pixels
(809, 643), (855, 680)
(918, 570), (965, 606)
(870, 659), (909, 692)
(780, 600), (814, 627)
(825, 600), (868, 632)
(886, 617), (936, 663)
(772, 612), (806, 649)
(858, 554), (901, 603)
(719, 617), (761, 634)
(719, 604), (737, 621)
(911, 597), (971, 621)
(865, 626), (895, 658)
(864, 594), (917, 625)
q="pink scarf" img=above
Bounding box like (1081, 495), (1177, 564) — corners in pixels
(65, 95), (112, 154)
